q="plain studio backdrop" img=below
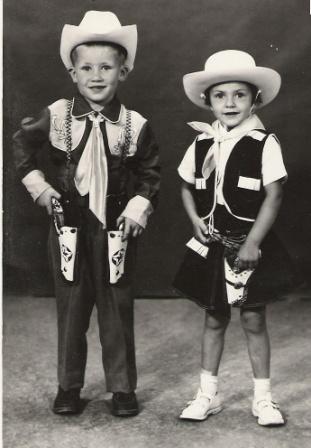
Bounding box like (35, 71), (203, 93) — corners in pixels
(3, 0), (311, 296)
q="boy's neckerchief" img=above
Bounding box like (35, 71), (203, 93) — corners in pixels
(69, 103), (131, 229)
(74, 112), (109, 227)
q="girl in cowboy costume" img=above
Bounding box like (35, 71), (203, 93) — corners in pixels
(174, 50), (296, 426)
(13, 11), (160, 416)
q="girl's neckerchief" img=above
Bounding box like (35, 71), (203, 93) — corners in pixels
(188, 114), (266, 180)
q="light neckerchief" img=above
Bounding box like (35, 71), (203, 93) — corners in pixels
(188, 114), (265, 180)
(74, 112), (108, 228)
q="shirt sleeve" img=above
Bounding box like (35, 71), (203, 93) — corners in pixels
(262, 135), (288, 186)
(13, 108), (52, 200)
(120, 195), (153, 228)
(177, 139), (196, 184)
(122, 121), (160, 226)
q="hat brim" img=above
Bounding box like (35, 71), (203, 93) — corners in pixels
(183, 67), (281, 109)
(60, 24), (137, 71)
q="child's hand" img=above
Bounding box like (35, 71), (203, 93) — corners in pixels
(236, 241), (261, 271)
(192, 216), (209, 244)
(36, 187), (61, 215)
(117, 216), (143, 241)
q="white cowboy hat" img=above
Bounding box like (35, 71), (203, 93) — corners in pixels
(183, 50), (281, 109)
(60, 11), (137, 72)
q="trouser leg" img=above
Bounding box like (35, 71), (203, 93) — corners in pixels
(96, 283), (137, 392)
(88, 226), (137, 393)
(48, 225), (94, 391)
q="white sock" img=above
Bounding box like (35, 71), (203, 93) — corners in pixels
(253, 378), (272, 402)
(200, 369), (218, 397)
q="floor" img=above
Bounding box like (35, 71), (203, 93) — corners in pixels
(3, 291), (311, 448)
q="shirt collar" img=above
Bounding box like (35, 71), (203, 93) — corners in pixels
(71, 94), (122, 123)
(189, 114), (265, 142)
(214, 114), (265, 138)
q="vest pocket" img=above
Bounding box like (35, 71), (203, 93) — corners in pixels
(237, 176), (261, 191)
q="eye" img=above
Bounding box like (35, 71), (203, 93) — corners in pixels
(236, 91), (246, 98)
(101, 65), (112, 71)
(213, 92), (224, 99)
(81, 65), (91, 71)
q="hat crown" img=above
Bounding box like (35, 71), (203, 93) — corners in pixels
(204, 50), (256, 72)
(79, 11), (122, 34)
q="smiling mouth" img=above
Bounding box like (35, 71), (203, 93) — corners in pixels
(90, 86), (106, 91)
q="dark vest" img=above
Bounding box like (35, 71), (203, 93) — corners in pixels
(193, 131), (269, 221)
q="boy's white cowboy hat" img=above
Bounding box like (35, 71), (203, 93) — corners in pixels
(60, 11), (137, 71)
(183, 50), (281, 109)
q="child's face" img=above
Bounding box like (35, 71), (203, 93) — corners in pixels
(209, 82), (253, 129)
(70, 44), (128, 110)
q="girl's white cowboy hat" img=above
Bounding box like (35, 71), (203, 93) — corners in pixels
(60, 11), (137, 72)
(183, 50), (281, 109)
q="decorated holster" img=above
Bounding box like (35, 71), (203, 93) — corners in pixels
(186, 232), (256, 305)
(224, 253), (254, 305)
(107, 229), (128, 284)
(51, 197), (78, 283)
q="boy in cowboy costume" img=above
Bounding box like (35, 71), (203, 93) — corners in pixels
(13, 11), (160, 416)
(174, 50), (296, 426)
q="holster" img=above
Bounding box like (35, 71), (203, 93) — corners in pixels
(52, 197), (78, 283)
(224, 255), (254, 305)
(107, 230), (128, 284)
(186, 231), (255, 305)
(58, 226), (78, 282)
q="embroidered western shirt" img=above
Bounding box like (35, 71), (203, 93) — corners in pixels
(13, 94), (160, 228)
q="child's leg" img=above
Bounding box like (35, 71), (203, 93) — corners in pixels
(240, 307), (270, 378)
(90, 230), (138, 394)
(240, 306), (284, 426)
(202, 310), (230, 375)
(49, 225), (95, 415)
(94, 234), (138, 417)
(180, 311), (229, 421)
(48, 225), (95, 391)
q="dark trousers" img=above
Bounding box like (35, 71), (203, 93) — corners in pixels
(48, 213), (137, 393)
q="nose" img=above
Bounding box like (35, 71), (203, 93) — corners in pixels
(225, 95), (235, 108)
(91, 67), (103, 80)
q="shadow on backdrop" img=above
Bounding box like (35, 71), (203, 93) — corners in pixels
(3, 0), (311, 296)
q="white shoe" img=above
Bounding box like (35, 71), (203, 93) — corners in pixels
(252, 398), (285, 426)
(179, 389), (223, 421)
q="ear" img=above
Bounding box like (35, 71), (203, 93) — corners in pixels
(119, 65), (129, 82)
(68, 67), (77, 83)
(250, 104), (257, 114)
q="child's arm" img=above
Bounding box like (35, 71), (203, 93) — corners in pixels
(13, 110), (61, 214)
(237, 180), (283, 270)
(118, 122), (160, 240)
(181, 181), (209, 244)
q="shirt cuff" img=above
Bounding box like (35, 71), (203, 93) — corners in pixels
(262, 171), (288, 186)
(21, 170), (52, 201)
(121, 195), (154, 228)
